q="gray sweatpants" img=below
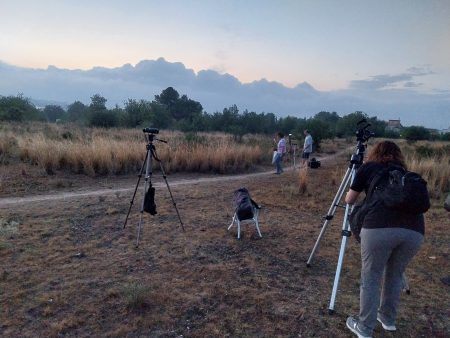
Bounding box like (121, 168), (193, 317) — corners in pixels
(358, 227), (424, 332)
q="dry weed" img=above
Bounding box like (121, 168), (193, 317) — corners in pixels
(298, 167), (308, 193)
(7, 123), (270, 176)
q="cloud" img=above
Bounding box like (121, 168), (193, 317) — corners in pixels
(350, 67), (434, 90)
(404, 81), (422, 88)
(0, 59), (449, 129)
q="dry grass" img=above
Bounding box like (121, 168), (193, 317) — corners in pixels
(406, 153), (450, 199)
(298, 167), (308, 193)
(0, 148), (448, 337)
(401, 141), (450, 199)
(2, 123), (270, 177)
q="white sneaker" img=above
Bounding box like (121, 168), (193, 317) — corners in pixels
(346, 316), (372, 338)
(377, 315), (397, 331)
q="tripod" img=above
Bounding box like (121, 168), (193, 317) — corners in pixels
(306, 121), (410, 314)
(123, 130), (184, 247)
(306, 137), (365, 314)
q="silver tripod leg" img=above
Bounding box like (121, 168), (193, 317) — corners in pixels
(328, 201), (353, 313)
(307, 167), (353, 266)
(136, 147), (153, 247)
(328, 164), (359, 313)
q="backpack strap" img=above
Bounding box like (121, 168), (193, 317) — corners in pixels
(250, 198), (261, 209)
(366, 168), (386, 201)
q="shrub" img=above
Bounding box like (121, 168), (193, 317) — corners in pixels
(122, 281), (149, 310)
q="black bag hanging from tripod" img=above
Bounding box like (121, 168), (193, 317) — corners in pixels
(143, 183), (157, 215)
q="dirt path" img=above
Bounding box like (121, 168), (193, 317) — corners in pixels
(0, 150), (349, 208)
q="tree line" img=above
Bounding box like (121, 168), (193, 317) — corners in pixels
(1, 88), (448, 144)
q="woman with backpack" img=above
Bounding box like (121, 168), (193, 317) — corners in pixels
(344, 141), (425, 338)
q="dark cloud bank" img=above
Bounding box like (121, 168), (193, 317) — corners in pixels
(0, 58), (449, 129)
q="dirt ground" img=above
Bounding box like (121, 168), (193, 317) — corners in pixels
(0, 153), (449, 338)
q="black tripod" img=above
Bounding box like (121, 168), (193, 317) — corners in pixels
(123, 129), (184, 247)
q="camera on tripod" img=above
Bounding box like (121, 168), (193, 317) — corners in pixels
(355, 119), (375, 142)
(143, 127), (159, 134)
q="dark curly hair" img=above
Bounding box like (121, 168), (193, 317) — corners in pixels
(367, 140), (407, 169)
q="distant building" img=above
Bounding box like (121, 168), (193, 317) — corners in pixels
(386, 119), (403, 133)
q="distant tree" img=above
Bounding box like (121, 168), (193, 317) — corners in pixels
(149, 102), (173, 128)
(43, 105), (66, 122)
(89, 94), (107, 112)
(313, 111), (340, 135)
(440, 132), (450, 141)
(336, 111), (369, 137)
(279, 116), (302, 134)
(154, 87), (179, 108)
(88, 94), (117, 127)
(293, 118), (333, 150)
(0, 94), (44, 121)
(259, 112), (278, 134)
(367, 116), (387, 138)
(170, 94), (203, 121)
(67, 101), (88, 122)
(401, 126), (431, 141)
(89, 110), (117, 128)
(123, 99), (153, 127)
(110, 105), (126, 126)
(314, 111), (340, 124)
(241, 110), (266, 134)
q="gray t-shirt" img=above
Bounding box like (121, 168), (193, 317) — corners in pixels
(303, 134), (313, 153)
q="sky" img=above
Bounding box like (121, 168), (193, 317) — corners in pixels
(0, 0), (450, 130)
(0, 0), (449, 128)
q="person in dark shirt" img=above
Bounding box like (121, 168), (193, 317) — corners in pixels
(344, 141), (425, 338)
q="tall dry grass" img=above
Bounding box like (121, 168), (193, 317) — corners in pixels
(1, 123), (270, 176)
(298, 167), (309, 193)
(396, 140), (450, 198)
(405, 153), (450, 199)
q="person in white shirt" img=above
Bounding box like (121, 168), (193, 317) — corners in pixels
(302, 129), (313, 167)
(274, 132), (286, 174)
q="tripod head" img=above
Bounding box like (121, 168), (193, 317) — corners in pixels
(355, 119), (375, 143)
(349, 119), (375, 168)
(143, 127), (167, 145)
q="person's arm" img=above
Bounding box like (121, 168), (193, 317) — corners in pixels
(345, 189), (361, 204)
(346, 163), (369, 204)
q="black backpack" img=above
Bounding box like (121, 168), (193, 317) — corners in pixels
(308, 158), (321, 169)
(349, 164), (430, 241)
(233, 188), (258, 220)
(373, 165), (430, 214)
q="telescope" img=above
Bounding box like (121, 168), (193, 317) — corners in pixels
(143, 128), (159, 134)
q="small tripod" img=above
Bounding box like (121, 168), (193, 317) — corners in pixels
(123, 128), (184, 247)
(306, 120), (372, 314)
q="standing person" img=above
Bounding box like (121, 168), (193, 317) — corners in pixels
(301, 129), (313, 167)
(344, 141), (425, 338)
(274, 132), (286, 174)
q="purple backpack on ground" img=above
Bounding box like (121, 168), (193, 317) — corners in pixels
(233, 188), (258, 221)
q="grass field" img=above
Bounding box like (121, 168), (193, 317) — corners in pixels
(1, 131), (449, 337)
